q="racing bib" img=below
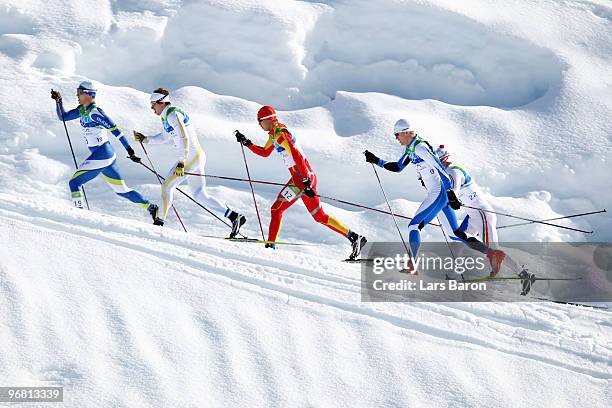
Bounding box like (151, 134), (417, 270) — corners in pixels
(280, 184), (301, 202)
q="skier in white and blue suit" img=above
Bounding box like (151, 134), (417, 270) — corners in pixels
(51, 81), (159, 221)
(364, 119), (505, 275)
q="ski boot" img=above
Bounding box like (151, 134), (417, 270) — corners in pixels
(399, 259), (418, 275)
(348, 231), (367, 260)
(149, 204), (164, 226)
(487, 249), (506, 277)
(227, 211), (246, 239)
(518, 267), (536, 296)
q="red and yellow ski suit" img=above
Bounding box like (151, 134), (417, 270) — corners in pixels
(248, 122), (350, 242)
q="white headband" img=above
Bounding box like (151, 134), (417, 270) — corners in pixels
(150, 92), (169, 103)
(259, 113), (276, 120)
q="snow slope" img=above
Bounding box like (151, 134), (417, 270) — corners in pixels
(0, 0), (611, 406)
(0, 194), (610, 407)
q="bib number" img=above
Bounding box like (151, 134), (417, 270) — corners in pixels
(280, 151), (295, 168)
(280, 184), (301, 202)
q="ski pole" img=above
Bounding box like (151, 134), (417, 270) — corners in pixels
(319, 192), (440, 226)
(463, 274), (582, 296)
(238, 143), (265, 241)
(461, 276), (582, 283)
(438, 216), (464, 281)
(417, 176), (457, 268)
(184, 172), (441, 226)
(370, 163), (413, 260)
(183, 172), (605, 234)
(529, 297), (609, 309)
(460, 204), (593, 234)
(437, 216), (459, 280)
(497, 209), (606, 230)
(54, 92), (90, 210)
(138, 161), (246, 238)
(462, 267), (581, 296)
(138, 140), (187, 233)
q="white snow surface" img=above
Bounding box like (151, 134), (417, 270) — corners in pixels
(0, 0), (611, 406)
(1, 194), (611, 407)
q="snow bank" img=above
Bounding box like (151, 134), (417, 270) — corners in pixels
(72, 0), (563, 110)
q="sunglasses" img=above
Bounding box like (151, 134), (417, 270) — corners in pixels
(258, 116), (276, 124)
(395, 130), (413, 137)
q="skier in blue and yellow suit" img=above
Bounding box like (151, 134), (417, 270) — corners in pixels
(51, 81), (159, 222)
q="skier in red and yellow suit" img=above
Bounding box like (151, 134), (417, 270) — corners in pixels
(235, 106), (367, 259)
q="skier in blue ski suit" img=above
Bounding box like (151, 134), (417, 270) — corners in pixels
(51, 81), (159, 222)
(364, 118), (505, 275)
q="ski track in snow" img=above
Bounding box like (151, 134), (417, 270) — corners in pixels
(1, 195), (610, 384)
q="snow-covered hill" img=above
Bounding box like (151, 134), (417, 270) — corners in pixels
(0, 0), (610, 241)
(0, 0), (611, 406)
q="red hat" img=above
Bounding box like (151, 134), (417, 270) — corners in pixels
(257, 105), (277, 121)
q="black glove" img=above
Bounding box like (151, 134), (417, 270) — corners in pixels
(364, 150), (380, 164)
(447, 190), (461, 210)
(51, 89), (62, 102)
(302, 178), (316, 198)
(234, 130), (252, 147)
(133, 131), (146, 143)
(126, 146), (141, 163)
